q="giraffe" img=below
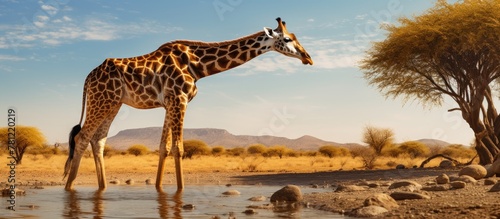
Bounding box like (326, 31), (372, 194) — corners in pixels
(64, 17), (313, 191)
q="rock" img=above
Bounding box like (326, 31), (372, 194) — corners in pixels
(125, 179), (134, 185)
(182, 204), (195, 210)
(2, 188), (25, 197)
(222, 190), (241, 195)
(353, 206), (388, 217)
(225, 183), (232, 187)
(367, 183), (380, 188)
(439, 160), (454, 168)
(450, 181), (466, 189)
(422, 185), (448, 191)
(335, 184), (367, 192)
(145, 178), (152, 185)
(453, 175), (477, 184)
(396, 164), (406, 169)
(436, 174), (450, 184)
(388, 180), (422, 190)
(486, 158), (500, 177)
(459, 165), (487, 180)
(484, 178), (497, 185)
(109, 179), (120, 185)
(363, 193), (399, 210)
(390, 192), (430, 200)
(248, 195), (266, 201)
(270, 185), (303, 202)
(243, 209), (258, 215)
(488, 182), (500, 192)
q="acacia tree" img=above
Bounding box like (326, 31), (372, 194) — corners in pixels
(361, 0), (500, 164)
(0, 126), (46, 164)
(362, 125), (394, 155)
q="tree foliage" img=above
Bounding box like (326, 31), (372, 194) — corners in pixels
(211, 146), (225, 156)
(0, 126), (46, 164)
(362, 125), (394, 155)
(266, 145), (289, 159)
(397, 141), (430, 158)
(361, 0), (500, 164)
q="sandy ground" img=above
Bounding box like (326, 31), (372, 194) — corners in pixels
(6, 167), (500, 218)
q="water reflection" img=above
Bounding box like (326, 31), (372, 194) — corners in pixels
(63, 189), (184, 219)
(158, 191), (183, 219)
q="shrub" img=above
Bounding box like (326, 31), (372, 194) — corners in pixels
(319, 145), (351, 158)
(211, 146), (225, 156)
(350, 146), (378, 169)
(247, 144), (267, 155)
(183, 140), (210, 159)
(103, 145), (121, 158)
(397, 141), (430, 158)
(440, 144), (476, 159)
(226, 147), (246, 156)
(266, 145), (289, 159)
(127, 144), (150, 156)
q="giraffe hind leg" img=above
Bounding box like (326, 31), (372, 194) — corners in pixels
(90, 104), (121, 190)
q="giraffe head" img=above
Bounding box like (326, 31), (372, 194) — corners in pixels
(263, 17), (313, 65)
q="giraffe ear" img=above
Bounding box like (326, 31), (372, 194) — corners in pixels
(263, 27), (279, 38)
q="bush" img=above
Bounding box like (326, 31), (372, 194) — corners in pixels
(318, 145), (351, 158)
(266, 145), (289, 159)
(397, 141), (430, 158)
(183, 140), (211, 159)
(103, 145), (121, 158)
(350, 146), (378, 169)
(127, 144), (150, 156)
(211, 146), (225, 156)
(440, 144), (476, 159)
(247, 144), (267, 155)
(226, 147), (246, 156)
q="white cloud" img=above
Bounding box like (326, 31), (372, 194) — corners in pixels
(41, 4), (58, 15)
(0, 54), (25, 61)
(0, 16), (182, 49)
(307, 18), (315, 22)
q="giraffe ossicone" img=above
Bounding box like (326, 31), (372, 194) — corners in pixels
(63, 17), (313, 191)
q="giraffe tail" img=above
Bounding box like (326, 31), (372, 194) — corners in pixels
(63, 124), (82, 179)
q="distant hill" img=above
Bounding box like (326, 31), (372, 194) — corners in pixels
(414, 139), (451, 147)
(105, 127), (362, 151)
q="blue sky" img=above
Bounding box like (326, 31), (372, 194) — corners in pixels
(0, 0), (474, 146)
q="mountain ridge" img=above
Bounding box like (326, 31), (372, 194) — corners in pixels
(104, 127), (452, 151)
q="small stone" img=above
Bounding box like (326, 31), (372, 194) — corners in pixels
(450, 181), (466, 189)
(388, 180), (422, 190)
(459, 165), (487, 180)
(243, 209), (258, 215)
(484, 178), (497, 185)
(2, 188), (25, 196)
(368, 183), (380, 188)
(270, 185), (303, 202)
(439, 160), (455, 168)
(396, 164), (406, 169)
(353, 206), (388, 217)
(335, 184), (367, 192)
(248, 195), (266, 201)
(109, 179), (120, 185)
(182, 204), (195, 210)
(225, 183), (232, 187)
(486, 158), (500, 177)
(390, 192), (430, 200)
(364, 193), (399, 210)
(422, 185), (448, 191)
(145, 178), (152, 185)
(222, 190), (241, 195)
(453, 175), (477, 184)
(436, 174), (450, 184)
(488, 182), (500, 192)
(125, 179), (134, 185)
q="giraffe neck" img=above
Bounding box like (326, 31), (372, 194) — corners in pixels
(165, 31), (273, 80)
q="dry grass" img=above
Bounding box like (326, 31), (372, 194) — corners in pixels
(0, 154), (475, 179)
